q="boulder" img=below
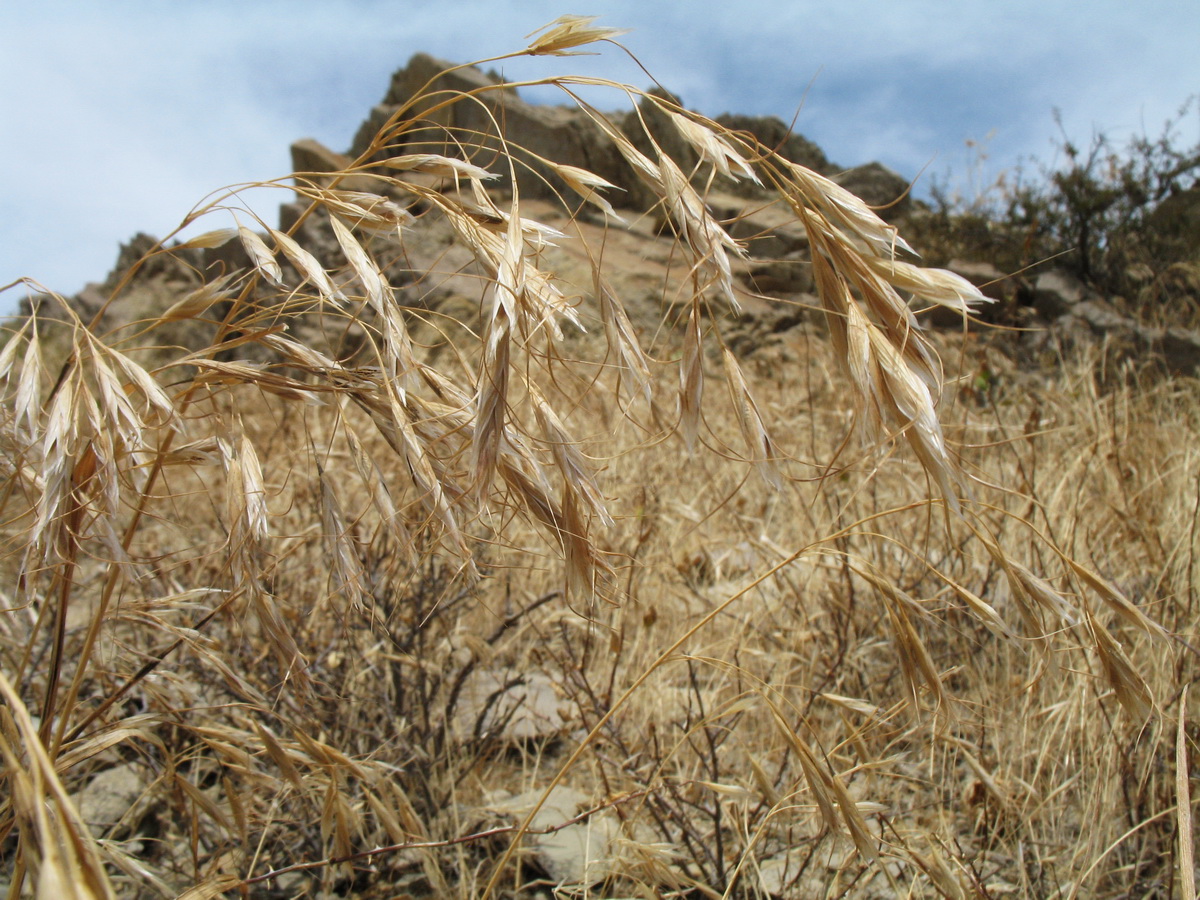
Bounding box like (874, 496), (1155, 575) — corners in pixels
(452, 667), (566, 745)
(936, 258), (1026, 324)
(288, 137), (378, 192)
(713, 190), (811, 260)
(739, 257), (814, 296)
(72, 762), (147, 837)
(291, 137), (350, 176)
(488, 786), (617, 886)
(1032, 268), (1095, 319)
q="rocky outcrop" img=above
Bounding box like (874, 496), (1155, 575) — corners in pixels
(341, 53), (906, 220)
(348, 53), (632, 204)
(1018, 283), (1200, 375)
(39, 50), (1200, 383)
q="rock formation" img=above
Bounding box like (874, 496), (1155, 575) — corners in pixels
(28, 51), (1200, 377)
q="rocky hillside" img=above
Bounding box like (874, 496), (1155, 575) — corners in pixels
(26, 52), (1200, 380)
(5, 39), (1197, 900)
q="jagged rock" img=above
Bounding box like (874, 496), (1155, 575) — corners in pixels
(380, 52), (517, 127)
(349, 52), (517, 159)
(346, 53), (911, 228)
(349, 53), (631, 205)
(291, 137), (350, 176)
(289, 136), (378, 193)
(102, 232), (201, 291)
(20, 280), (108, 321)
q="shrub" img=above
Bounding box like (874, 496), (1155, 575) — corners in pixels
(919, 97), (1200, 305)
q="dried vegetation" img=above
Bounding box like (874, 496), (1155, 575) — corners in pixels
(1, 17), (1197, 899)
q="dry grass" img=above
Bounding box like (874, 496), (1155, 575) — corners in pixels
(1, 18), (1197, 898)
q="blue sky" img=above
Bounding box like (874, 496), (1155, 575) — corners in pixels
(3, 1), (1198, 308)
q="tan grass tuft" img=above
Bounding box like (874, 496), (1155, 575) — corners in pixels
(0, 20), (1184, 899)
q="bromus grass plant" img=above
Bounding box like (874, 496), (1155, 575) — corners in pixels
(1, 16), (1196, 898)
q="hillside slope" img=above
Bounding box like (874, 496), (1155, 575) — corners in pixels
(2, 26), (1197, 899)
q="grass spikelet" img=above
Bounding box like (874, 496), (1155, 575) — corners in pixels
(330, 215), (388, 309)
(98, 341), (175, 424)
(866, 566), (948, 714)
(946, 576), (1020, 644)
(176, 226), (238, 250)
(865, 313), (960, 511)
(312, 188), (417, 232)
(660, 104), (760, 184)
(161, 273), (238, 322)
(524, 14), (629, 56)
(550, 162), (627, 222)
(344, 424), (415, 560)
(1008, 560), (1078, 628)
(236, 222), (283, 287)
(376, 153), (498, 183)
(782, 159), (915, 258)
(655, 150), (747, 310)
(13, 321), (43, 437)
(865, 257), (992, 314)
(222, 431), (269, 544)
(472, 302), (511, 493)
(1086, 609), (1155, 719)
(827, 765), (880, 862)
(531, 386), (612, 526)
(1062, 556), (1167, 639)
(762, 695), (839, 833)
(722, 348), (782, 490)
(318, 463), (369, 613)
(596, 274), (652, 406)
(269, 226), (345, 305)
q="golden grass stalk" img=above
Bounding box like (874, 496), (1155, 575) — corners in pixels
(1179, 686), (1196, 900)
